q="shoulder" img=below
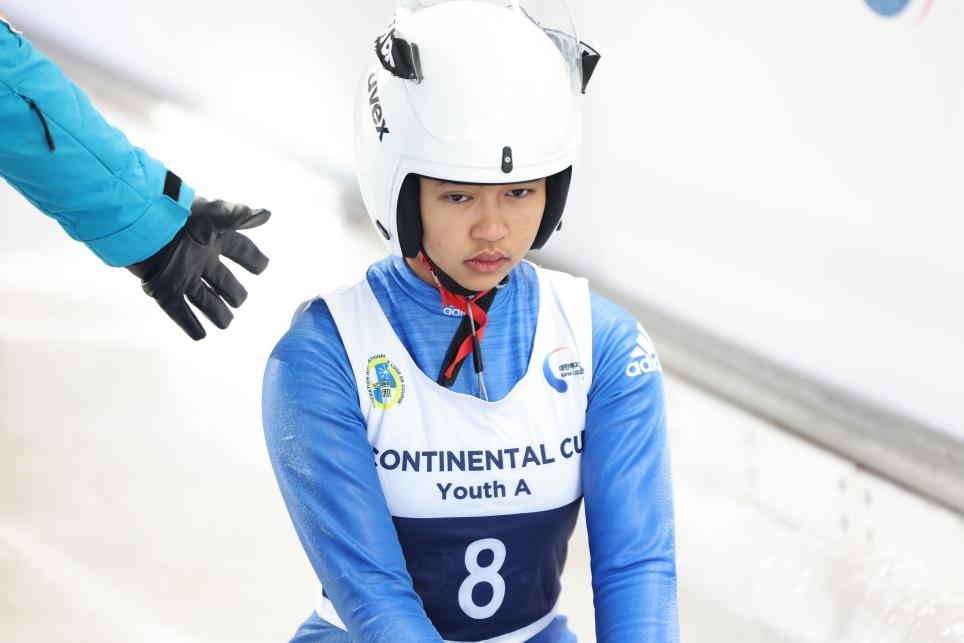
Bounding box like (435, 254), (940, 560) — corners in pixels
(528, 262), (589, 319)
(267, 299), (340, 373)
(263, 296), (364, 429)
(284, 259), (390, 333)
(363, 255), (404, 288)
(588, 290), (664, 397)
(526, 267), (657, 372)
(590, 291), (643, 348)
(289, 296), (341, 339)
(530, 262), (585, 292)
(268, 257), (393, 376)
(266, 297), (351, 384)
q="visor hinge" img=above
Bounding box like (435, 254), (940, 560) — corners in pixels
(375, 22), (423, 83)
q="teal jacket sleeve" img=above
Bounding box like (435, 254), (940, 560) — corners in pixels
(0, 18), (194, 266)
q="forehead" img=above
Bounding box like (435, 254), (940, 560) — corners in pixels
(422, 177), (544, 188)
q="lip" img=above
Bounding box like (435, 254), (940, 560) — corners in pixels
(465, 253), (509, 274)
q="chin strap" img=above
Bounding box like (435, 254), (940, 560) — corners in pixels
(418, 252), (506, 394)
(417, 249), (477, 297)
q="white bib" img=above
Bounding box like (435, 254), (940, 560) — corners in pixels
(320, 264), (593, 643)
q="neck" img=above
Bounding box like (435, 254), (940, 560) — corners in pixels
(405, 254), (437, 288)
(409, 251), (485, 298)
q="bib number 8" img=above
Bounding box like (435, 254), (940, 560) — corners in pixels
(458, 538), (506, 619)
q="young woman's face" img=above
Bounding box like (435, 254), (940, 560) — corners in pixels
(409, 177), (548, 292)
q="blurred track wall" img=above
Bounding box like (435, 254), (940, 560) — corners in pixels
(6, 0), (960, 435)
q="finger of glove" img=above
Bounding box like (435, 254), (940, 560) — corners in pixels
(188, 200), (270, 242)
(205, 261), (248, 308)
(221, 231), (270, 275)
(234, 208), (271, 231)
(160, 296), (207, 340)
(186, 280), (234, 330)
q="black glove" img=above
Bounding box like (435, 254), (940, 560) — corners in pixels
(127, 197), (271, 340)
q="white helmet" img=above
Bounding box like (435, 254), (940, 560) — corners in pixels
(353, 0), (599, 258)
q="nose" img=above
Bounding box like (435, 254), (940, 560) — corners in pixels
(471, 196), (509, 242)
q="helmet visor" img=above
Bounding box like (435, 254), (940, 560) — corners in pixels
(395, 0), (585, 95)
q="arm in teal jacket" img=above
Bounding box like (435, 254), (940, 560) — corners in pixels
(0, 17), (192, 266)
(0, 17), (271, 339)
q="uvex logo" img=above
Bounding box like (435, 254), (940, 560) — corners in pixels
(368, 74), (390, 142)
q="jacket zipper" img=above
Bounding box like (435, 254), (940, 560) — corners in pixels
(20, 95), (56, 151)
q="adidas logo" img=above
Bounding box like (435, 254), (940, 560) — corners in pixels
(626, 323), (661, 377)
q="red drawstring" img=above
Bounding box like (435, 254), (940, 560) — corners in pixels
(440, 293), (490, 381)
(419, 254), (492, 381)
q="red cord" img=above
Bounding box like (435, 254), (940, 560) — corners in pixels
(418, 254), (493, 380)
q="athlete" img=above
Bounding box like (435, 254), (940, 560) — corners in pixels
(263, 1), (678, 641)
(0, 14), (269, 340)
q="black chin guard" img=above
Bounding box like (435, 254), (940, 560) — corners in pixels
(531, 166), (572, 250)
(397, 174), (424, 258)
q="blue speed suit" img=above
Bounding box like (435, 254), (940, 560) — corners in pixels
(0, 17), (193, 266)
(263, 257), (680, 642)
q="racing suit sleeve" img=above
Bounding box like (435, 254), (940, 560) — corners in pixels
(262, 299), (444, 643)
(0, 19), (193, 266)
(582, 292), (680, 642)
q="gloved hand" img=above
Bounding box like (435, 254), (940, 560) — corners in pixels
(127, 197), (271, 340)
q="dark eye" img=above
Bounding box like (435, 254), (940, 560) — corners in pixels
(446, 193), (471, 204)
(508, 188), (532, 198)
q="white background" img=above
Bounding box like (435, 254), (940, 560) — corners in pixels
(3, 0), (962, 436)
